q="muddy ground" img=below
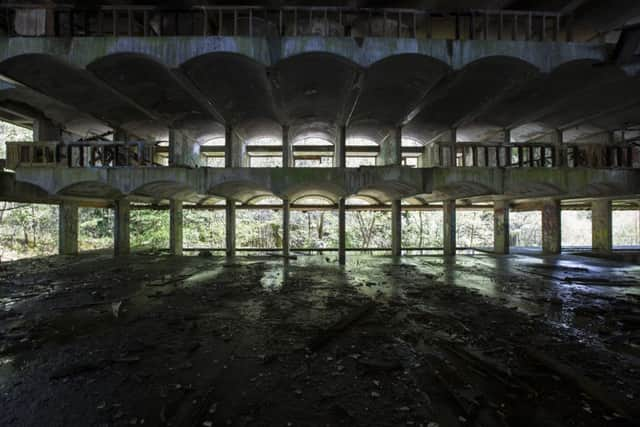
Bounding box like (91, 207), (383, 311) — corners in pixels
(0, 252), (639, 426)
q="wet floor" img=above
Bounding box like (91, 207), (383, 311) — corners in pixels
(0, 252), (639, 426)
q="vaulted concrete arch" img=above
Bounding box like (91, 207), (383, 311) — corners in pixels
(181, 52), (279, 125)
(271, 52), (362, 125)
(130, 180), (200, 202)
(208, 179), (277, 203)
(87, 52), (220, 128)
(353, 181), (422, 203)
(405, 55), (540, 142)
(0, 53), (165, 140)
(57, 181), (123, 200)
(352, 53), (451, 126)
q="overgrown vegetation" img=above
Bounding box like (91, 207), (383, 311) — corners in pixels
(1, 121), (639, 261)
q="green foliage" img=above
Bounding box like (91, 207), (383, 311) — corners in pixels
(79, 208), (113, 251)
(130, 209), (169, 249)
(0, 121), (31, 159)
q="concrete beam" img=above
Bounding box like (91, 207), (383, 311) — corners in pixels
(391, 199), (402, 256)
(58, 201), (78, 255)
(169, 199), (183, 256)
(592, 199), (612, 253)
(443, 199), (456, 255)
(542, 199), (561, 254)
(225, 199), (236, 257)
(493, 200), (510, 254)
(338, 197), (346, 264)
(114, 199), (130, 256)
(33, 117), (61, 141)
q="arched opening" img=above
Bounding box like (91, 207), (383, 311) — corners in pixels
(200, 136), (225, 167)
(346, 137), (378, 167)
(245, 136), (283, 168)
(290, 196), (338, 252)
(236, 196), (283, 253)
(401, 202), (443, 254)
(401, 136), (424, 167)
(345, 196), (391, 253)
(183, 199), (226, 252)
(292, 136), (334, 167)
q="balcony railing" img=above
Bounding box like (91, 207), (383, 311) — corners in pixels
(6, 140), (160, 170)
(6, 140), (639, 170)
(0, 4), (569, 42)
(436, 142), (639, 168)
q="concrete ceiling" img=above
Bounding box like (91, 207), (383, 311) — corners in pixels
(1, 50), (640, 146)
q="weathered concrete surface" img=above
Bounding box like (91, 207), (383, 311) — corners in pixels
(114, 199), (130, 256)
(493, 200), (510, 255)
(11, 166), (640, 205)
(58, 201), (78, 256)
(1, 252), (638, 426)
(542, 199), (562, 254)
(0, 37), (609, 70)
(169, 199), (183, 256)
(592, 199), (613, 253)
(443, 199), (456, 255)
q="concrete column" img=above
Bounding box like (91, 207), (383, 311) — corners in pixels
(552, 129), (563, 167)
(336, 125), (346, 168)
(224, 125), (233, 168)
(391, 199), (402, 256)
(394, 126), (402, 166)
(225, 199), (236, 257)
(338, 198), (346, 264)
(592, 199), (612, 253)
(443, 200), (456, 255)
(493, 200), (510, 254)
(33, 117), (61, 141)
(58, 202), (78, 255)
(542, 199), (561, 254)
(445, 128), (457, 167)
(282, 125), (292, 168)
(169, 199), (183, 256)
(282, 199), (290, 258)
(114, 199), (130, 256)
(169, 128), (201, 167)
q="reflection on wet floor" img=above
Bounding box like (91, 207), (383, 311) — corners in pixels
(1, 252), (639, 426)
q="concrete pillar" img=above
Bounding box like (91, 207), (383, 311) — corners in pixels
(494, 200), (510, 255)
(282, 125), (292, 168)
(391, 199), (402, 256)
(282, 199), (290, 258)
(443, 200), (456, 255)
(501, 129), (511, 167)
(450, 128), (458, 167)
(338, 198), (346, 264)
(114, 199), (130, 256)
(552, 129), (563, 167)
(33, 117), (61, 141)
(58, 202), (78, 255)
(169, 199), (183, 256)
(592, 199), (612, 253)
(336, 125), (346, 168)
(224, 125), (233, 168)
(542, 199), (561, 254)
(377, 126), (402, 166)
(169, 128), (201, 167)
(225, 199), (236, 257)
(394, 126), (402, 166)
